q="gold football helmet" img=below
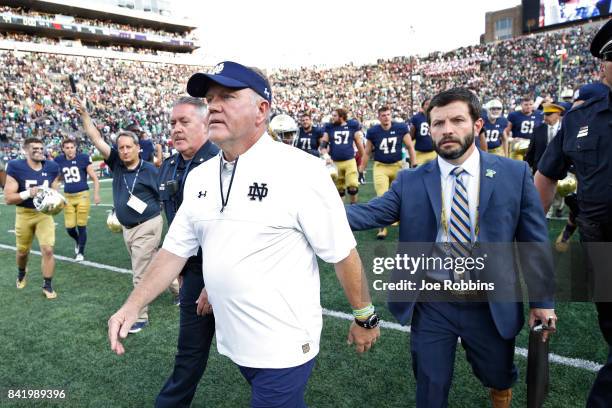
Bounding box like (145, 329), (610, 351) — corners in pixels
(106, 209), (123, 233)
(33, 188), (66, 216)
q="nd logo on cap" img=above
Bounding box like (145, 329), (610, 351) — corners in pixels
(210, 63), (224, 75)
(187, 60), (272, 103)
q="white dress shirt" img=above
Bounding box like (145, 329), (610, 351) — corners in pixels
(547, 121), (561, 144)
(436, 147), (481, 243)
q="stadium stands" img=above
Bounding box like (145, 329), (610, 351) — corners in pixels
(0, 9), (603, 161)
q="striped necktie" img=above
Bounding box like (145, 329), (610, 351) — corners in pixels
(449, 167), (471, 280)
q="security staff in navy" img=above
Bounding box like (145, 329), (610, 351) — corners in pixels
(155, 96), (219, 408)
(535, 19), (612, 407)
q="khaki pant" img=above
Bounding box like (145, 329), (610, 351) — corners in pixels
(122, 214), (163, 322)
(332, 159), (359, 190)
(415, 150), (437, 165)
(488, 146), (505, 157)
(15, 207), (55, 252)
(373, 161), (402, 197)
(64, 191), (91, 228)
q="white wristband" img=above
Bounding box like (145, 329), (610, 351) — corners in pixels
(19, 190), (31, 200)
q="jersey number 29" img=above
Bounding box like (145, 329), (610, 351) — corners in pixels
(62, 166), (81, 183)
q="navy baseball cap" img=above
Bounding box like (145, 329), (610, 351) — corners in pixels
(574, 82), (609, 102)
(186, 61), (272, 103)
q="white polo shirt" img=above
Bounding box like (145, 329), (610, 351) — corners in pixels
(163, 133), (356, 368)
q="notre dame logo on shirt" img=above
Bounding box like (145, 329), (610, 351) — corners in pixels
(247, 182), (268, 201)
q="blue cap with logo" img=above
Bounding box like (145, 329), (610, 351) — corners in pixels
(187, 61), (272, 103)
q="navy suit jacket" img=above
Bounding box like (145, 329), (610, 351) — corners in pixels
(346, 150), (554, 339)
(524, 123), (550, 174)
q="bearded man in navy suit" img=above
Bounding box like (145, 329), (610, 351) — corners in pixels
(346, 88), (557, 408)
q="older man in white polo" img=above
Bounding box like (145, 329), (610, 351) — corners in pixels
(108, 61), (380, 408)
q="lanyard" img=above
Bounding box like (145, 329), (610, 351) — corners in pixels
(440, 172), (480, 244)
(171, 157), (193, 189)
(123, 160), (143, 195)
(219, 156), (239, 213)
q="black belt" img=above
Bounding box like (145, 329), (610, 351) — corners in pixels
(123, 214), (159, 230)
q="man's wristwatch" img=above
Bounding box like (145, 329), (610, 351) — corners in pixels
(354, 313), (380, 329)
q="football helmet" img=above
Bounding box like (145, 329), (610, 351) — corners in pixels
(33, 188), (66, 216)
(106, 209), (123, 233)
(557, 174), (577, 197)
(321, 153), (338, 178)
(270, 114), (298, 144)
(486, 99), (503, 119)
(513, 138), (531, 155)
(560, 88), (574, 101)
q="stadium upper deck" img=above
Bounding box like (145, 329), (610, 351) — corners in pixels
(0, 0), (199, 55)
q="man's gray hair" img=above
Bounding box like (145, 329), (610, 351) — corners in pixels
(173, 96), (208, 118)
(116, 130), (139, 145)
(248, 66), (272, 125)
(249, 90), (271, 124)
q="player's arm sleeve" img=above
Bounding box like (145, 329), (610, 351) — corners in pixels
(505, 113), (514, 132)
(321, 124), (330, 140)
(3, 174), (20, 203)
(346, 170), (403, 230)
(296, 161), (356, 264)
(51, 163), (61, 189)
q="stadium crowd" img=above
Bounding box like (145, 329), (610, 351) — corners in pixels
(0, 31), (184, 56)
(0, 6), (197, 40)
(0, 21), (602, 159)
(272, 23), (600, 123)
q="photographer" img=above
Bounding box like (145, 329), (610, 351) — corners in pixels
(75, 98), (162, 334)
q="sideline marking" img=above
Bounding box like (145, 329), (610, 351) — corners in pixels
(0, 244), (603, 373)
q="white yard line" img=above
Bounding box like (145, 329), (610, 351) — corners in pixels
(0, 178), (113, 199)
(0, 243), (604, 373)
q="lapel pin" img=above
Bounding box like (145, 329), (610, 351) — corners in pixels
(485, 169), (496, 178)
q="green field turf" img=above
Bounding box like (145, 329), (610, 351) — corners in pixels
(0, 174), (607, 407)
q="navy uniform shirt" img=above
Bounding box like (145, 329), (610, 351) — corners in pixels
(410, 112), (433, 152)
(324, 121), (361, 161)
(483, 116), (509, 149)
(507, 110), (543, 140)
(159, 140), (219, 268)
(6, 159), (60, 209)
(54, 153), (91, 194)
(139, 139), (155, 162)
(105, 148), (160, 226)
(366, 122), (409, 163)
(296, 126), (323, 157)
(159, 140), (219, 225)
(538, 90), (612, 221)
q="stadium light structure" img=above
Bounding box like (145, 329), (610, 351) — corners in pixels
(555, 48), (567, 96)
